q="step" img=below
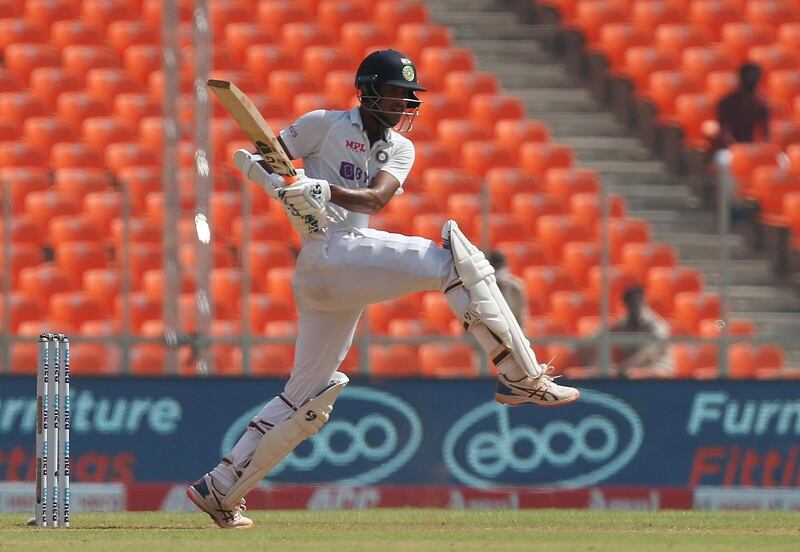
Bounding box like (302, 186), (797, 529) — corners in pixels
(706, 285), (800, 313)
(481, 64), (574, 88)
(460, 39), (552, 64)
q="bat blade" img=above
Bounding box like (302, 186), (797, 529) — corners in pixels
(207, 79), (297, 183)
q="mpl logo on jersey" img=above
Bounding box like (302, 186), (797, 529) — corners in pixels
(221, 386), (422, 485)
(442, 389), (644, 488)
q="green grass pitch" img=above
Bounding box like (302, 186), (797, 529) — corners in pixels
(1, 510), (798, 551)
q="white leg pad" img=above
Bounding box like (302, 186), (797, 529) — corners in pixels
(442, 220), (543, 379)
(220, 374), (349, 509)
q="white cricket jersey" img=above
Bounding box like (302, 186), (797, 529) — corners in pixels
(279, 107), (415, 233)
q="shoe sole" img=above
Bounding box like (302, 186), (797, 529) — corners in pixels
(495, 389), (581, 407)
(186, 487), (253, 529)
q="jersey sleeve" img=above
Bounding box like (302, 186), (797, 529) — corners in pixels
(379, 137), (415, 191)
(279, 110), (329, 159)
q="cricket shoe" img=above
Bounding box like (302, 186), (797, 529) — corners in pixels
(187, 474), (253, 529)
(495, 365), (580, 407)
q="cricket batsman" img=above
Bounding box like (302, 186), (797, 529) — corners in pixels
(187, 49), (580, 528)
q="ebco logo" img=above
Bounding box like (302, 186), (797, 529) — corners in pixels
(442, 390), (643, 488)
(221, 387), (421, 485)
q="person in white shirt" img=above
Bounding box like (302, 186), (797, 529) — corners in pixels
(187, 49), (580, 528)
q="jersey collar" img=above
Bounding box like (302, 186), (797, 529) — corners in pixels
(350, 107), (392, 143)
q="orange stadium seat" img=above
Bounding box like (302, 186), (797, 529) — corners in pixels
(0, 216), (41, 246)
(746, 0), (800, 30)
(123, 44), (162, 87)
(767, 70), (800, 109)
(495, 241), (549, 274)
(234, 344), (292, 377)
(469, 95), (524, 133)
(0, 19), (46, 51)
(778, 22), (800, 50)
(50, 291), (105, 329)
(142, 268), (196, 298)
(622, 46), (679, 91)
(523, 266), (576, 306)
(0, 292), (44, 332)
(0, 142), (45, 170)
(247, 294), (295, 332)
(750, 167), (800, 214)
(82, 116), (135, 150)
(412, 213), (449, 242)
(209, 268), (243, 313)
(755, 344), (785, 376)
(689, 0), (742, 41)
(673, 292), (721, 334)
(436, 119), (489, 160)
(705, 70), (738, 102)
(606, 217), (651, 262)
(48, 215), (102, 246)
(82, 268), (122, 311)
(179, 243), (235, 271)
(107, 20), (158, 54)
(86, 68), (141, 104)
(115, 167), (160, 211)
(621, 242), (677, 283)
(418, 343), (477, 378)
(84, 190), (124, 232)
(631, 0), (687, 31)
(25, 0), (79, 31)
(421, 292), (455, 333)
(368, 294), (422, 334)
(698, 318), (755, 339)
(81, 0), (135, 29)
(301, 46), (354, 84)
(18, 264), (76, 305)
(62, 45), (120, 82)
(266, 70), (316, 112)
(562, 241), (600, 288)
(127, 344), (167, 376)
(550, 291), (600, 332)
(318, 0), (370, 36)
(225, 23), (274, 64)
(494, 120), (550, 162)
(443, 71), (498, 104)
(105, 142), (159, 173)
(748, 45), (800, 74)
(422, 168), (482, 210)
(769, 119), (800, 151)
(587, 265), (638, 313)
(247, 241), (296, 281)
(386, 192), (439, 223)
(519, 143), (574, 177)
(281, 22), (333, 53)
(110, 217), (161, 246)
(49, 19), (102, 49)
(3, 43), (60, 84)
(396, 23), (451, 61)
(265, 267), (294, 302)
(418, 47), (475, 90)
(29, 68), (81, 111)
(113, 92), (161, 128)
(720, 23), (773, 64)
(51, 141), (105, 169)
(0, 68), (20, 93)
(256, 0), (310, 33)
(569, 193), (626, 227)
(510, 192), (562, 235)
(116, 292), (162, 333)
(461, 141), (513, 178)
(368, 345), (419, 377)
(598, 23), (652, 69)
(54, 241), (111, 283)
(572, 0), (627, 44)
(681, 46), (737, 80)
(545, 168), (601, 203)
(232, 215), (291, 245)
(673, 93), (715, 144)
(0, 167), (49, 212)
(57, 91), (109, 127)
(374, 0), (428, 39)
(654, 24), (712, 59)
(22, 117), (77, 156)
(536, 215), (591, 261)
(728, 143), (782, 187)
(24, 191), (80, 235)
(487, 169), (545, 212)
(470, 213), (526, 246)
(324, 70), (358, 107)
(647, 71), (703, 119)
(646, 266), (704, 316)
(0, 245), (43, 290)
(0, 92), (46, 127)
(208, 1), (249, 38)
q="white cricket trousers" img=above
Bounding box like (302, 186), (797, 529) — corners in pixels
(212, 228), (455, 487)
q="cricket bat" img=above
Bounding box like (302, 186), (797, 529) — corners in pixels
(206, 79), (298, 184)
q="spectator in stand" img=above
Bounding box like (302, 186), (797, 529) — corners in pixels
(711, 63), (787, 223)
(580, 286), (673, 378)
(487, 250), (528, 326)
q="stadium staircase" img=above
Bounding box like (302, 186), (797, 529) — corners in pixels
(426, 0), (800, 369)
